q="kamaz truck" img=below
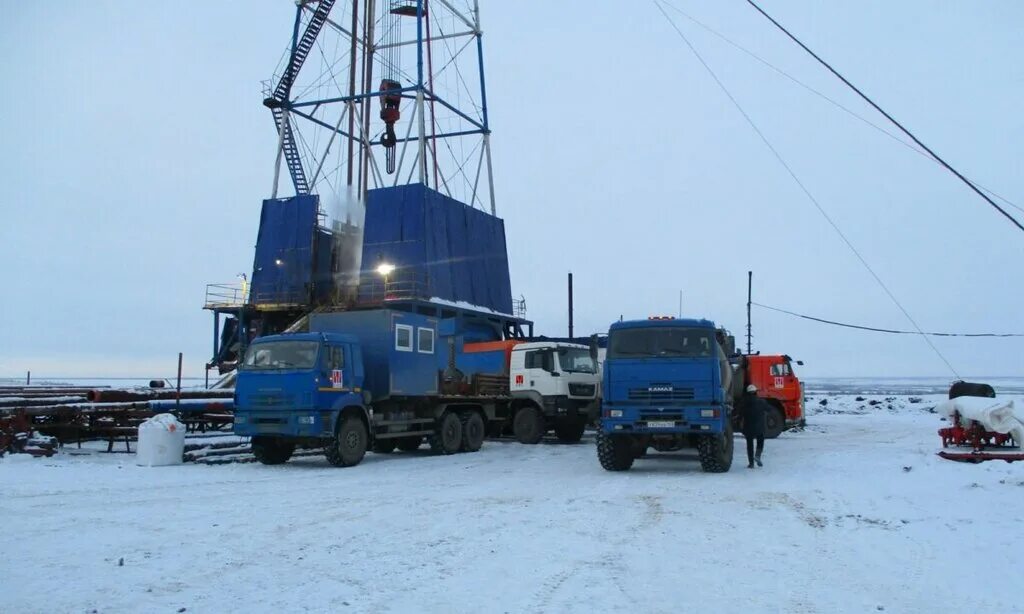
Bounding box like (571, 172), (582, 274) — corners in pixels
(233, 306), (599, 467)
(732, 353), (806, 438)
(596, 317), (734, 472)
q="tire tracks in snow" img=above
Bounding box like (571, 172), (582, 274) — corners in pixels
(529, 493), (671, 612)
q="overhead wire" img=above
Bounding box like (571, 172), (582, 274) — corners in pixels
(656, 0), (1024, 217)
(753, 302), (1024, 338)
(651, 0), (962, 378)
(743, 0), (1024, 234)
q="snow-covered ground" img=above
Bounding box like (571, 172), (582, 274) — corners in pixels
(3, 385), (1023, 613)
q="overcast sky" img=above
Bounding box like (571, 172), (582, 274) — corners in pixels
(1, 1), (1021, 379)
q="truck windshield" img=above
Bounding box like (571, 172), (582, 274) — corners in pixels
(240, 341), (320, 371)
(608, 327), (715, 359)
(558, 348), (596, 373)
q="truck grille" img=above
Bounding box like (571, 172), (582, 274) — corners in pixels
(569, 383), (596, 396)
(628, 386), (695, 403)
(251, 393), (289, 408)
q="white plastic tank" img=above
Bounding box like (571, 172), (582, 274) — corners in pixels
(136, 414), (186, 466)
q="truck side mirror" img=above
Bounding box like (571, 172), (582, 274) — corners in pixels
(589, 334), (599, 362)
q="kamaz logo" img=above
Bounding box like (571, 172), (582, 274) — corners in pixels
(648, 386), (673, 392)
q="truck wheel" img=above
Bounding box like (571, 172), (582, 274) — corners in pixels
(697, 423), (734, 473)
(325, 416), (367, 467)
(429, 411), (463, 455)
(554, 419), (585, 443)
(396, 436), (422, 452)
(372, 438), (397, 454)
(513, 406), (544, 444)
(596, 430), (634, 471)
(460, 411), (485, 452)
(251, 436), (294, 465)
(765, 405), (785, 439)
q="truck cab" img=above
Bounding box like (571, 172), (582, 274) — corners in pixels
(507, 342), (599, 443)
(738, 354), (805, 438)
(597, 317), (733, 472)
(233, 332), (369, 464)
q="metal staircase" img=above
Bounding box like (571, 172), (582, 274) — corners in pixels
(264, 0), (337, 195)
(269, 106), (310, 195)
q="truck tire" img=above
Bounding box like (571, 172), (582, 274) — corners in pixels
(697, 424), (734, 473)
(251, 436), (294, 465)
(429, 411), (463, 455)
(396, 436), (423, 452)
(596, 430), (634, 471)
(513, 405), (544, 444)
(460, 411), (485, 452)
(372, 438), (397, 454)
(554, 419), (585, 443)
(325, 416), (367, 467)
(765, 405), (785, 439)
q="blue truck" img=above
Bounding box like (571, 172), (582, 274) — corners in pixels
(596, 317), (736, 472)
(232, 304), (599, 466)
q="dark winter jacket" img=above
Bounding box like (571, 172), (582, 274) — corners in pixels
(737, 391), (769, 437)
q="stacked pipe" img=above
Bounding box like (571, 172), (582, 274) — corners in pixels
(0, 387), (235, 455)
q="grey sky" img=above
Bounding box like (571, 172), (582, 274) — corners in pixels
(1, 1), (1021, 379)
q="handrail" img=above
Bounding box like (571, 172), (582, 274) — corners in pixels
(204, 282), (249, 308)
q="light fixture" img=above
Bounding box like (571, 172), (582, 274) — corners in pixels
(275, 259), (283, 266)
(376, 263), (396, 276)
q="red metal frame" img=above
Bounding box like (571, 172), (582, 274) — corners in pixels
(937, 410), (1023, 463)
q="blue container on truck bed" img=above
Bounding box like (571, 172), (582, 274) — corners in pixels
(232, 305), (530, 467)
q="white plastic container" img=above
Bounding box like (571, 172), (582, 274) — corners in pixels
(136, 414), (186, 466)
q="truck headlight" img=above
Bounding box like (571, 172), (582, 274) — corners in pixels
(610, 410), (623, 418)
(297, 416), (316, 425)
(701, 409), (718, 418)
(233, 415), (247, 424)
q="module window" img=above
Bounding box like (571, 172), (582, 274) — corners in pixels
(395, 324), (413, 352)
(418, 328), (435, 354)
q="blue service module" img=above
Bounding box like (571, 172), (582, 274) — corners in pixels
(361, 183), (514, 315)
(250, 194), (333, 305)
(310, 308), (509, 401)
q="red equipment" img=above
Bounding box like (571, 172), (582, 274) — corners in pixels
(937, 410), (1024, 463)
(379, 79), (402, 173)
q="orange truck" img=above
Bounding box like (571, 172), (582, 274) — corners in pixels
(733, 354), (806, 438)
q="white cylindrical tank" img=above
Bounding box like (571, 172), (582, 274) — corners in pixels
(136, 414), (186, 466)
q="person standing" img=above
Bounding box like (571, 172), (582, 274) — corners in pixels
(737, 384), (768, 468)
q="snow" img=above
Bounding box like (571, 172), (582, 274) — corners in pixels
(0, 396), (86, 404)
(2, 387), (1024, 612)
(426, 296), (514, 317)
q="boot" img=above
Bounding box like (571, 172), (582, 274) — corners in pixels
(755, 455), (763, 467)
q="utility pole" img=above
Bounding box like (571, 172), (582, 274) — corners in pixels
(746, 271), (753, 355)
(568, 272), (574, 339)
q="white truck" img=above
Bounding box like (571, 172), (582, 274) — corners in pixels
(504, 341), (601, 443)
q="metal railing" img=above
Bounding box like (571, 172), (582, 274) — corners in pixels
(356, 277), (431, 306)
(204, 283), (249, 308)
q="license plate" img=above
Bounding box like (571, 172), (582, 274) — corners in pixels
(647, 420), (675, 428)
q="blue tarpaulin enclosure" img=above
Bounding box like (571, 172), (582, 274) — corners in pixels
(360, 184), (514, 314)
(250, 194), (320, 305)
